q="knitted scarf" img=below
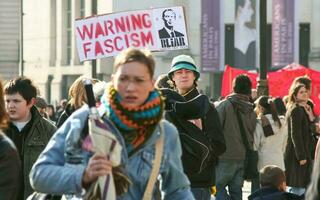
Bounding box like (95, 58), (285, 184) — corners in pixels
(101, 85), (164, 155)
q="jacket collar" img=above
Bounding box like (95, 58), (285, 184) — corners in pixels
(182, 87), (199, 101)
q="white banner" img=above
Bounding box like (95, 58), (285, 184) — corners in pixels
(75, 7), (188, 61)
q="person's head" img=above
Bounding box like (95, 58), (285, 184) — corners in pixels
(0, 80), (9, 130)
(255, 95), (282, 128)
(260, 165), (286, 192)
(232, 74), (252, 96)
(112, 48), (155, 108)
(287, 83), (308, 105)
(4, 77), (37, 122)
(59, 99), (68, 110)
(273, 97), (287, 116)
(168, 54), (200, 95)
(251, 88), (257, 101)
(68, 76), (100, 109)
(35, 96), (48, 117)
(235, 0), (254, 24)
(46, 104), (55, 117)
(292, 76), (312, 97)
(162, 9), (176, 29)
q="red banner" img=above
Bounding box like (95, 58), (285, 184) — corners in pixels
(221, 64), (320, 115)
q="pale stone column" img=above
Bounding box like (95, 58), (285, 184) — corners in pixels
(71, 0), (80, 65)
(309, 0), (320, 70)
(55, 0), (67, 66)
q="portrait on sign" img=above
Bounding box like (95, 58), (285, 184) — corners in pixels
(153, 7), (188, 50)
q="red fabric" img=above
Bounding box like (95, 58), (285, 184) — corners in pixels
(221, 64), (320, 116)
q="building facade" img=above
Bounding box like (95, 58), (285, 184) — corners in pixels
(0, 0), (20, 81)
(19, 0), (320, 104)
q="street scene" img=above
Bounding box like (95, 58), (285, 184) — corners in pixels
(1, 0), (320, 199)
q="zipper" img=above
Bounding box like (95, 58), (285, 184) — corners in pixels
(180, 133), (209, 173)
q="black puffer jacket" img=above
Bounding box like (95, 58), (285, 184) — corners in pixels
(0, 132), (21, 200)
(56, 103), (76, 128)
(164, 88), (226, 187)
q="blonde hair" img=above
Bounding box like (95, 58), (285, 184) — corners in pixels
(68, 76), (100, 109)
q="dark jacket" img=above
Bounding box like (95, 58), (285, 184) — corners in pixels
(158, 27), (184, 39)
(248, 187), (304, 200)
(285, 104), (312, 188)
(4, 106), (56, 199)
(215, 93), (257, 161)
(164, 88), (226, 187)
(56, 103), (76, 128)
(0, 133), (21, 200)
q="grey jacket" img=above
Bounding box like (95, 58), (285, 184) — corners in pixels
(215, 94), (256, 160)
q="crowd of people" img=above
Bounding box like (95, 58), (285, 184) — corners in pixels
(1, 48), (320, 200)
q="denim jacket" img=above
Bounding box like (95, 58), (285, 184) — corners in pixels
(30, 105), (194, 200)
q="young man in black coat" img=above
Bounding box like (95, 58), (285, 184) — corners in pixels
(163, 54), (226, 200)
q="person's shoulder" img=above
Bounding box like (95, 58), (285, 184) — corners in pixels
(174, 30), (184, 37)
(0, 132), (17, 154)
(161, 120), (178, 137)
(215, 98), (231, 109)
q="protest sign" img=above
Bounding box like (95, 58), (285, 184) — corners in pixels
(75, 7), (188, 61)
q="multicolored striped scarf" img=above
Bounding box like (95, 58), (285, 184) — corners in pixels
(101, 85), (164, 155)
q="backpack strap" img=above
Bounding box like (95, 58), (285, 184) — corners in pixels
(142, 121), (165, 200)
(229, 100), (250, 150)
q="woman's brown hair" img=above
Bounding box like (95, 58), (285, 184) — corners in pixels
(0, 80), (9, 129)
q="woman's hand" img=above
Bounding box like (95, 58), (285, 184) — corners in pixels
(316, 123), (320, 134)
(82, 153), (112, 188)
(302, 104), (315, 122)
(299, 159), (307, 165)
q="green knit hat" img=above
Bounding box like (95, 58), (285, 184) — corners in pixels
(168, 55), (200, 81)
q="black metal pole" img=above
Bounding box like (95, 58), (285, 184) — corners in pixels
(257, 0), (269, 97)
(91, 0), (97, 78)
(20, 0), (24, 76)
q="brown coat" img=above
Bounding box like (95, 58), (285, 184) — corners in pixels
(284, 104), (312, 188)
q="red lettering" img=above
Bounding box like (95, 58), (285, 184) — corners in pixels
(125, 16), (131, 32)
(83, 42), (91, 58)
(142, 13), (152, 28)
(77, 23), (93, 40)
(130, 33), (140, 47)
(140, 31), (154, 46)
(95, 41), (104, 56)
(104, 39), (114, 53)
(131, 14), (142, 30)
(114, 36), (123, 51)
(104, 20), (115, 35)
(95, 22), (105, 38)
(114, 17), (126, 33)
(123, 34), (130, 48)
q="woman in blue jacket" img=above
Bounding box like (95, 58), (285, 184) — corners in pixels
(30, 48), (194, 200)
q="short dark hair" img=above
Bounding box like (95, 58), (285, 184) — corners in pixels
(273, 97), (286, 116)
(233, 74), (252, 95)
(260, 165), (286, 188)
(162, 9), (176, 19)
(4, 77), (37, 103)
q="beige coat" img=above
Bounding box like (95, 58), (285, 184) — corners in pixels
(254, 114), (287, 170)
